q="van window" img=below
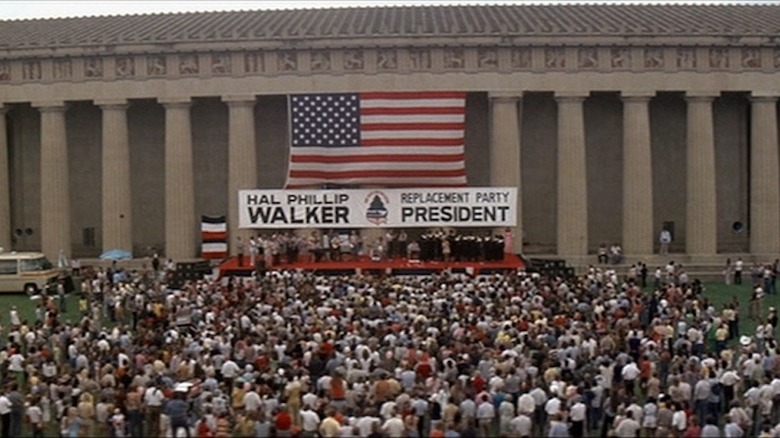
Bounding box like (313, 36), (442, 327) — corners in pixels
(20, 257), (52, 272)
(0, 260), (18, 275)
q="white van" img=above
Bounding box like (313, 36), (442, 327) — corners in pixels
(0, 251), (60, 294)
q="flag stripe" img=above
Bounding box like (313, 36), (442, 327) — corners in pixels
(201, 223), (227, 233)
(361, 107), (464, 117)
(202, 242), (228, 252)
(202, 231), (228, 241)
(286, 91), (467, 188)
(290, 162), (464, 173)
(289, 169), (466, 179)
(361, 138), (464, 147)
(290, 146), (463, 156)
(361, 130), (463, 139)
(287, 177), (467, 188)
(291, 153), (465, 164)
(201, 215), (227, 259)
(361, 123), (464, 131)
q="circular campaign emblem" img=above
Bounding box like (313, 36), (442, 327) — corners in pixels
(364, 191), (389, 225)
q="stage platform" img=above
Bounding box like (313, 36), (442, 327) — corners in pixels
(217, 254), (525, 277)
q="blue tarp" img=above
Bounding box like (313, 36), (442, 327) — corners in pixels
(99, 249), (132, 261)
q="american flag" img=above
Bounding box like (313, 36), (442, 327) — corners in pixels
(285, 91), (467, 188)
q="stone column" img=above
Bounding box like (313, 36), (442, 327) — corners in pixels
(97, 99), (132, 254)
(0, 106), (10, 252)
(685, 93), (718, 255)
(750, 95), (780, 254)
(555, 93), (589, 256)
(35, 102), (70, 261)
(223, 95), (257, 255)
(161, 98), (196, 261)
(489, 93), (523, 253)
(621, 93), (654, 255)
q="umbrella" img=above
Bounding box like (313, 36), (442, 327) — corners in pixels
(99, 249), (132, 261)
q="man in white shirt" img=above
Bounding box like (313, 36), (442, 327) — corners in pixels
(735, 258), (744, 284)
(569, 396), (587, 438)
(476, 394), (496, 437)
(26, 400), (43, 438)
(517, 392), (536, 415)
(382, 408), (405, 437)
(671, 404), (687, 435)
(0, 392), (10, 438)
(659, 229), (671, 255)
(510, 412), (532, 438)
(300, 405), (321, 436)
(243, 385), (262, 415)
(723, 415), (744, 438)
(621, 360), (640, 396)
(356, 413), (381, 438)
(143, 383), (164, 437)
(614, 410), (641, 438)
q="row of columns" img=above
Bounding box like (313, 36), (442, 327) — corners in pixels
(0, 91), (778, 260)
(490, 91), (780, 256)
(0, 95), (258, 262)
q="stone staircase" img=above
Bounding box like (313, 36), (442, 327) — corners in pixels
(524, 254), (775, 283)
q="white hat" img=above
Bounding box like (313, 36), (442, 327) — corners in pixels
(740, 336), (752, 346)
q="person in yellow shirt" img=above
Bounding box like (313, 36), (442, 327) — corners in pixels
(715, 323), (729, 354)
(319, 408), (341, 438)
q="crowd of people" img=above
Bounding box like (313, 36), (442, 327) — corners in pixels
(243, 229), (511, 268)
(0, 254), (778, 438)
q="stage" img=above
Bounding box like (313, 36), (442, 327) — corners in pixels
(217, 253), (525, 277)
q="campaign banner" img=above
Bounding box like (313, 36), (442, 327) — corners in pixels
(239, 188), (517, 229)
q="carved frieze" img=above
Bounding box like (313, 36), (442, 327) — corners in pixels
(343, 50), (364, 71)
(709, 48), (729, 69)
(278, 52), (298, 72)
(179, 55), (199, 75)
(578, 48), (598, 69)
(545, 48), (565, 69)
(409, 49), (431, 70)
(643, 48), (663, 69)
(511, 48), (532, 69)
(244, 52), (263, 73)
(53, 59), (72, 79)
(211, 53), (231, 74)
(741, 48), (760, 69)
(477, 49), (497, 69)
(377, 50), (397, 70)
(610, 48), (630, 69)
(676, 48), (696, 70)
(444, 48), (465, 69)
(23, 60), (41, 80)
(115, 57), (135, 77)
(310, 51), (331, 71)
(84, 58), (103, 78)
(1, 43), (773, 84)
(0, 62), (9, 81)
(147, 56), (167, 76)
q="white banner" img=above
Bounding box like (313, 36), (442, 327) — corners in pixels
(239, 188), (517, 229)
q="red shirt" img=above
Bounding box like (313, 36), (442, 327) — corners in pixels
(276, 411), (292, 431)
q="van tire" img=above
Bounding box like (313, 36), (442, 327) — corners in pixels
(23, 283), (38, 295)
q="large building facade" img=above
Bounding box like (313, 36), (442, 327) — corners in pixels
(0, 4), (778, 261)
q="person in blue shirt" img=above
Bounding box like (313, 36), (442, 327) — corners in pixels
(164, 392), (191, 438)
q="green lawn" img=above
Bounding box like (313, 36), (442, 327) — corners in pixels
(0, 291), (81, 328)
(699, 281), (779, 338)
